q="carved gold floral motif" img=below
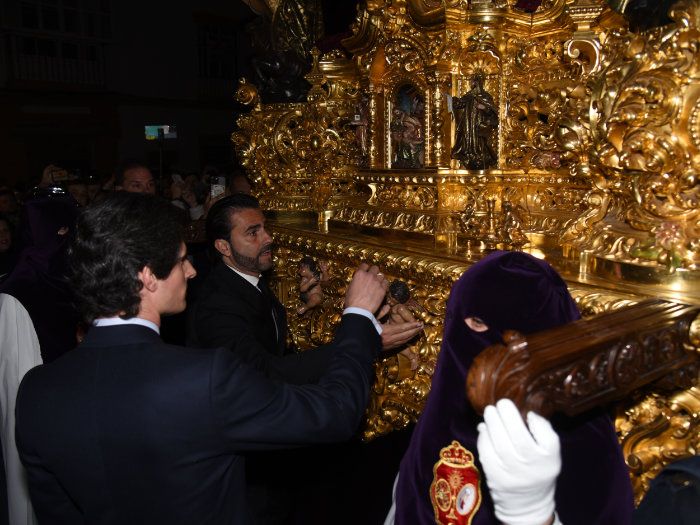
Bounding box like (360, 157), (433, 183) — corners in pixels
(272, 226), (650, 441)
(618, 387), (700, 504)
(232, 53), (360, 217)
(559, 2), (700, 271)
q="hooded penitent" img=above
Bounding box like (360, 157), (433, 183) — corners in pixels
(0, 191), (80, 363)
(394, 251), (634, 525)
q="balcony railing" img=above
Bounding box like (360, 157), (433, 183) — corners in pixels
(4, 31), (106, 88)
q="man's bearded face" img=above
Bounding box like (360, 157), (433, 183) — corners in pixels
(226, 208), (273, 275)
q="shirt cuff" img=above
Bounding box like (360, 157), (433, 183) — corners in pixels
(342, 307), (383, 334)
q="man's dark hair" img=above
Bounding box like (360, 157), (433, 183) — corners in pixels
(69, 192), (185, 322)
(205, 193), (261, 249)
(114, 160), (150, 188)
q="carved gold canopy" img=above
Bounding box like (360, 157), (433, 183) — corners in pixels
(232, 0), (700, 501)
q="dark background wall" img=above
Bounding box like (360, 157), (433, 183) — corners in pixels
(0, 0), (262, 188)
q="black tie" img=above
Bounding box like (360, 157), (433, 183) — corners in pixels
(258, 278), (280, 345)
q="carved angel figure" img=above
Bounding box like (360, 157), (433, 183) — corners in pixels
(386, 280), (424, 370)
(297, 256), (329, 315)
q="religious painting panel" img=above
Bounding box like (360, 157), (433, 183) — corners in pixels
(389, 83), (426, 169)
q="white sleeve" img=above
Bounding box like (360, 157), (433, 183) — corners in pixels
(383, 472), (399, 525)
(342, 307), (383, 334)
(0, 293), (43, 525)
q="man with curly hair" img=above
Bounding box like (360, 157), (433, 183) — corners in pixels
(15, 192), (388, 524)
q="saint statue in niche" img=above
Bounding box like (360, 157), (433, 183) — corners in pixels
(390, 84), (425, 169)
(451, 73), (499, 170)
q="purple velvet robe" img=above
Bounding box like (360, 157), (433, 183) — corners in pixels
(395, 251), (634, 525)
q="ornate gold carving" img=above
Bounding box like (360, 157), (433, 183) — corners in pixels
(567, 286), (639, 316)
(272, 227), (462, 440)
(234, 0), (700, 502)
(235, 78), (260, 106)
(373, 184), (437, 209)
(334, 171), (441, 234)
(460, 198), (529, 249)
(233, 49), (361, 219)
(271, 223), (649, 443)
(618, 386), (700, 504)
(502, 34), (581, 171)
(560, 1), (700, 272)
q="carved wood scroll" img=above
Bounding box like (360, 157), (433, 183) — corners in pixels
(466, 300), (700, 418)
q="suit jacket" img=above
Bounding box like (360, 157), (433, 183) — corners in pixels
(16, 316), (380, 525)
(187, 262), (331, 384)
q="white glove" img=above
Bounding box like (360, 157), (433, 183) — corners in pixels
(476, 399), (561, 525)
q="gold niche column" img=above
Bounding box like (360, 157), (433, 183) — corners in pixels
(368, 45), (387, 169)
(427, 69), (452, 167)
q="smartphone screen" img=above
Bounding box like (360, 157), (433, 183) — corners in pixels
(210, 176), (225, 198)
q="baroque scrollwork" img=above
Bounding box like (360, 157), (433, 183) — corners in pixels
(372, 184), (437, 209)
(560, 1), (700, 271)
(618, 387), (700, 504)
(333, 206), (438, 234)
(233, 51), (361, 214)
(503, 34), (585, 171)
(233, 0), (700, 502)
(272, 228), (465, 439)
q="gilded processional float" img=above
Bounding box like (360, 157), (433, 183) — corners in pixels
(232, 0), (700, 501)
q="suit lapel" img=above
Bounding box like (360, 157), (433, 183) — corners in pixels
(258, 277), (287, 354)
(216, 264), (286, 355)
(215, 263), (263, 309)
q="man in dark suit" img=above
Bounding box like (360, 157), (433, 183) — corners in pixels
(187, 193), (423, 384)
(15, 192), (387, 524)
(187, 194), (424, 524)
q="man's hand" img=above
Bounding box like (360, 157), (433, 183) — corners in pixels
(203, 189), (230, 216)
(377, 302), (423, 351)
(477, 399), (560, 525)
(344, 264), (388, 314)
(380, 322), (423, 351)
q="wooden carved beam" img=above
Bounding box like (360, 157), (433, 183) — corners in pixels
(466, 299), (700, 417)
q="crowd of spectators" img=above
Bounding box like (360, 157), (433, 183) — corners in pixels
(0, 157), (693, 525)
(0, 160), (253, 284)
(0, 159), (256, 523)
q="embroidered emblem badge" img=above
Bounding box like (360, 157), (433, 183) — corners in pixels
(430, 440), (482, 525)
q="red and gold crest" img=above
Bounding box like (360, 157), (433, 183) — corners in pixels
(430, 440), (482, 525)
